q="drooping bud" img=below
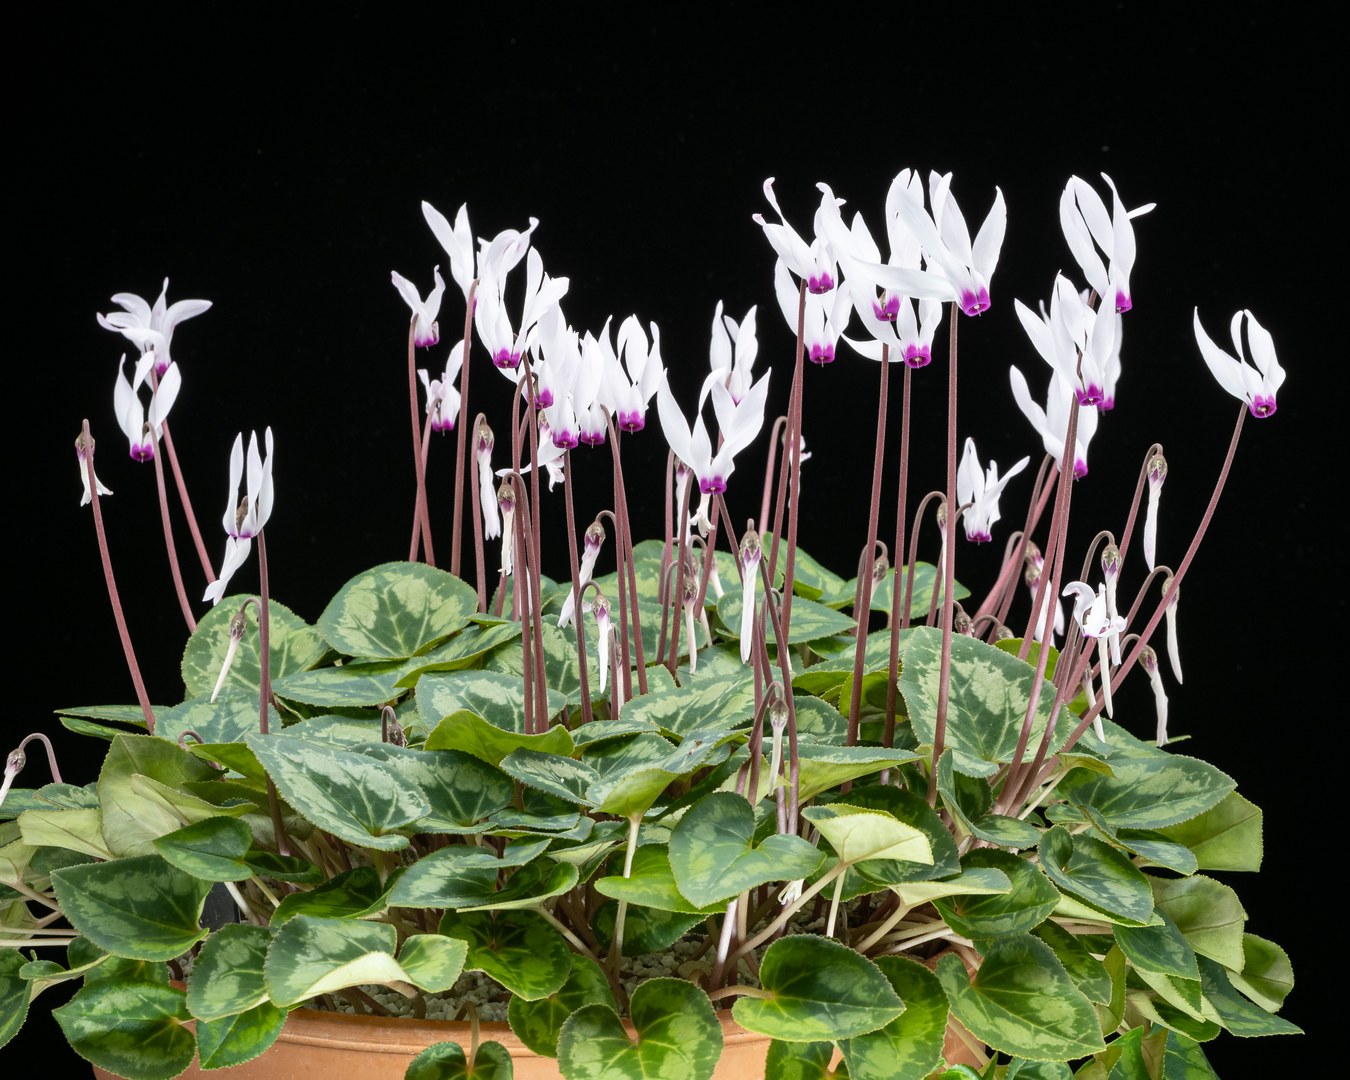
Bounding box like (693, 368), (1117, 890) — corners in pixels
(1164, 578), (1183, 684)
(498, 480), (516, 576)
(1139, 645), (1170, 746)
(477, 421), (500, 540)
(591, 591), (614, 694)
(1144, 451), (1167, 571)
(74, 430), (113, 507)
(1101, 543), (1123, 666)
(211, 604), (251, 703)
(381, 706), (407, 748)
(739, 528), (762, 663)
(559, 520), (606, 629)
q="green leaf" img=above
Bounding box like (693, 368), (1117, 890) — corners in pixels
(833, 785), (960, 885)
(718, 590), (857, 644)
(438, 909), (571, 1000)
(1056, 744), (1236, 832)
(247, 731), (430, 850)
(182, 595), (329, 698)
(271, 662), (404, 706)
(406, 1039), (515, 1079)
(887, 867), (1012, 908)
(498, 749), (600, 806)
(802, 804), (933, 867)
(1227, 933), (1294, 1012)
(319, 561), (478, 659)
(357, 744), (515, 833)
(426, 709), (575, 767)
(398, 933), (472, 993)
(96, 734), (221, 857)
(901, 626), (1067, 772)
(51, 855), (210, 960)
(152, 815), (253, 882)
(187, 923), (275, 1020)
(839, 955), (948, 1080)
(794, 745), (921, 802)
(765, 1040), (843, 1079)
(194, 1002), (288, 1070)
(17, 807), (110, 860)
(732, 936), (903, 1041)
(418, 670), (568, 740)
(265, 915), (459, 1005)
(936, 934), (1105, 1060)
(272, 865), (391, 923)
(1197, 957), (1301, 1036)
(1150, 876), (1246, 970)
(592, 902), (706, 957)
(1161, 1030), (1221, 1077)
(384, 840), (551, 909)
(508, 952), (616, 1057)
(932, 851), (1060, 939)
(1039, 826), (1155, 924)
(1032, 922), (1113, 1004)
(669, 791), (825, 908)
(459, 859), (579, 913)
(1114, 914), (1199, 981)
(394, 618), (524, 687)
(0, 950), (28, 1051)
(1156, 792), (1262, 872)
(53, 980), (195, 1079)
(155, 692), (285, 748)
(558, 976), (722, 1080)
(594, 844), (721, 914)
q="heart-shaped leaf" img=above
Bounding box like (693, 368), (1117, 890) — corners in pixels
(51, 855), (211, 961)
(932, 851), (1059, 940)
(193, 1002), (288, 1070)
(508, 952), (617, 1056)
(438, 909), (571, 1000)
(182, 595), (328, 699)
(425, 708), (575, 766)
(594, 844), (721, 915)
(801, 804), (933, 868)
(1039, 826), (1154, 924)
(53, 979), (195, 1080)
(558, 976), (722, 1080)
(669, 792), (824, 908)
(936, 934), (1105, 1061)
(318, 561), (478, 659)
(732, 936), (903, 1041)
(271, 865), (391, 923)
(152, 816), (253, 882)
(406, 1039), (515, 1079)
(187, 923), (275, 1020)
(1149, 875), (1246, 970)
(839, 955), (949, 1080)
(1157, 792), (1262, 872)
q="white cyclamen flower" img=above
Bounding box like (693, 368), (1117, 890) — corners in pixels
(476, 422), (500, 540)
(97, 278), (211, 376)
(708, 302), (759, 403)
(773, 259), (852, 365)
(559, 522), (605, 629)
(391, 266), (445, 348)
(610, 315), (665, 432)
(1063, 579), (1126, 730)
(418, 340), (466, 433)
(1193, 308), (1284, 419)
(1015, 275), (1117, 408)
(203, 429), (275, 605)
(956, 437), (1029, 543)
(752, 178), (839, 294)
(1009, 367), (1100, 479)
(1059, 173), (1154, 315)
(114, 353), (181, 462)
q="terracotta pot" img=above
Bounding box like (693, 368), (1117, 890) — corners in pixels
(85, 1007), (772, 1080)
(90, 1003), (981, 1079)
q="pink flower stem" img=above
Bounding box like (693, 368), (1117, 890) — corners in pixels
(883, 364), (914, 750)
(757, 557), (800, 833)
(848, 347), (890, 745)
(410, 410), (437, 559)
(152, 438), (196, 633)
(605, 413), (647, 696)
(758, 415), (788, 537)
(257, 528), (290, 856)
(158, 419), (215, 586)
(666, 476), (695, 679)
(406, 321), (435, 566)
(766, 281), (807, 609)
(930, 310), (960, 801)
(467, 415), (489, 613)
(1004, 395), (1082, 797)
(450, 281), (478, 578)
(562, 450), (593, 725)
(80, 422), (155, 734)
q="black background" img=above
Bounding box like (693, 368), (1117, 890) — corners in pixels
(11, 7), (1331, 1073)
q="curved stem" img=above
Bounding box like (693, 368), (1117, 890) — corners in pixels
(450, 280), (478, 577)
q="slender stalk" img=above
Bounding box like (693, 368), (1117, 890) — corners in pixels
(155, 417), (215, 586)
(847, 348), (890, 744)
(257, 530), (290, 858)
(605, 413), (647, 695)
(766, 281), (806, 590)
(562, 451), (593, 725)
(406, 321), (435, 565)
(152, 442), (195, 632)
(607, 814), (642, 970)
(1116, 442), (1165, 568)
(450, 280), (478, 577)
(930, 309), (959, 800)
(666, 477), (695, 678)
(409, 409), (437, 561)
(79, 423), (155, 733)
(883, 363), (914, 749)
(757, 560), (800, 832)
(468, 416), (489, 612)
(758, 414), (788, 536)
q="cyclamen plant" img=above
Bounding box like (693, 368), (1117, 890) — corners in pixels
(1, 170), (1299, 1080)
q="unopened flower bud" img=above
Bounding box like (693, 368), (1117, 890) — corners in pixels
(1144, 452), (1167, 571)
